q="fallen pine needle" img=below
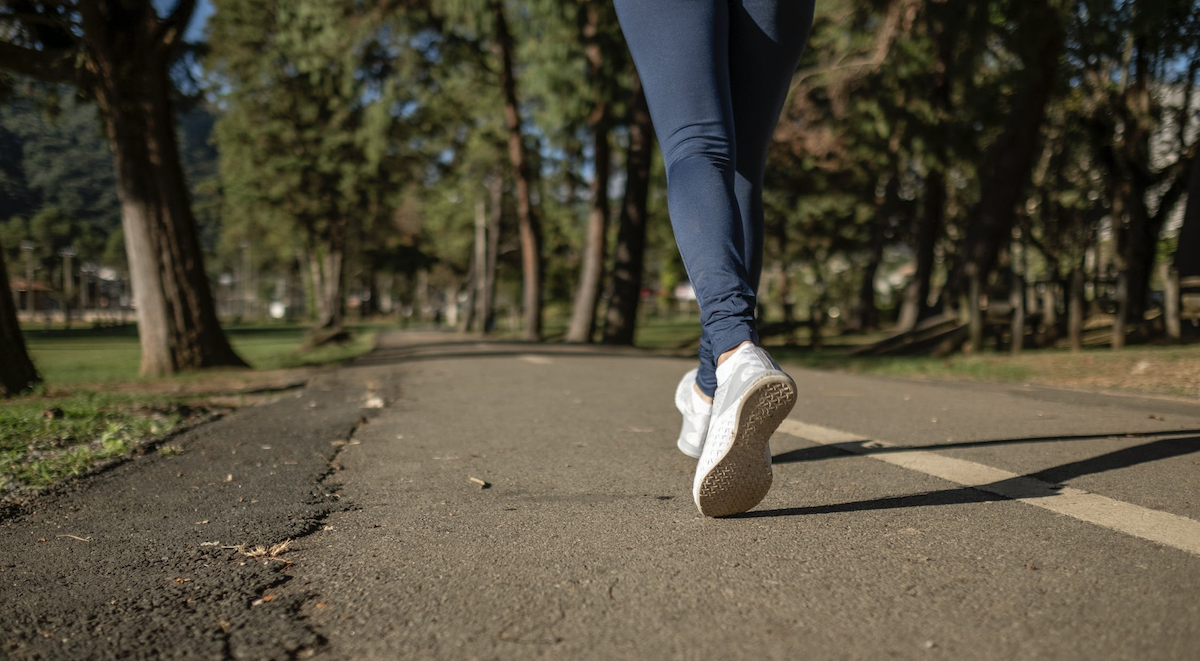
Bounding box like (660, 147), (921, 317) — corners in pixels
(469, 477), (490, 489)
(56, 534), (90, 542)
(225, 539), (292, 560)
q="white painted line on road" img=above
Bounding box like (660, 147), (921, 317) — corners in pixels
(777, 419), (1200, 557)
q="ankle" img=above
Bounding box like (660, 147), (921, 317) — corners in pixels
(716, 341), (754, 368)
(692, 382), (713, 405)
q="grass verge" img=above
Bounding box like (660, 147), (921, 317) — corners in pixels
(630, 316), (1200, 399)
(24, 323), (382, 387)
(4, 322), (383, 501)
(0, 391), (217, 503)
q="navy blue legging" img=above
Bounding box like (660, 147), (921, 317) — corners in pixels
(614, 0), (814, 396)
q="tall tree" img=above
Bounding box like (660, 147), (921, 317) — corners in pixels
(952, 0), (1068, 303)
(488, 0), (543, 340)
(0, 237), (40, 396)
(602, 74), (653, 345)
(211, 0), (435, 334)
(896, 0), (963, 331)
(0, 0), (246, 376)
(1100, 0), (1199, 323)
(564, 1), (617, 343)
(1176, 158), (1200, 278)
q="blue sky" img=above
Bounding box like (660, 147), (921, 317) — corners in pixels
(187, 0), (215, 41)
(150, 0), (213, 41)
(186, 0), (217, 41)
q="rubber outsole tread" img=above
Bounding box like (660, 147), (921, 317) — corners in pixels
(696, 378), (796, 517)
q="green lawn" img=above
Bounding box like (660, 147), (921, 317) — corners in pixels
(0, 391), (191, 496)
(2, 322), (384, 500)
(768, 346), (1034, 382)
(23, 323), (382, 386)
(628, 316), (1200, 398)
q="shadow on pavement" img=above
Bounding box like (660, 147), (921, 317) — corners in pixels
(772, 429), (1200, 464)
(735, 485), (1006, 518)
(744, 435), (1200, 519)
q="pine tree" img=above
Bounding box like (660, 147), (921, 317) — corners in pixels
(0, 1), (245, 375)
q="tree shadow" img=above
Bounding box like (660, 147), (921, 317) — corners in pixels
(352, 338), (682, 367)
(739, 435), (1200, 519)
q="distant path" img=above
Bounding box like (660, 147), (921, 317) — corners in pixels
(4, 330), (1199, 660)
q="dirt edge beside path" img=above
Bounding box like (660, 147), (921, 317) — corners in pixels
(0, 366), (401, 661)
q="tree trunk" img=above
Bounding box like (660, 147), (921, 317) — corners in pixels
(473, 196), (488, 334)
(1068, 267), (1084, 351)
(307, 244), (325, 326)
(319, 240), (345, 330)
(564, 132), (610, 342)
(306, 225), (346, 331)
(965, 272), (983, 352)
(1010, 266), (1025, 354)
(856, 172), (895, 332)
(0, 242), (41, 397)
(364, 267), (379, 318)
(566, 3), (613, 343)
(1041, 280), (1059, 342)
(602, 73), (653, 346)
(415, 269), (430, 323)
(809, 298), (826, 351)
(491, 0), (543, 341)
(1113, 154), (1159, 327)
(898, 168), (944, 331)
(778, 264), (796, 345)
(1112, 269), (1128, 349)
(1174, 158), (1200, 278)
(855, 247), (882, 332)
(902, 8), (951, 328)
(460, 261), (477, 333)
(953, 4), (1063, 298)
(1164, 265), (1181, 341)
(481, 176), (503, 334)
(80, 2), (245, 377)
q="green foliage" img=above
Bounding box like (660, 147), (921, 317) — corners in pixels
(762, 0), (1199, 330)
(0, 94), (118, 274)
(0, 88), (225, 278)
(208, 0), (450, 318)
(0, 391), (184, 493)
(0, 94), (119, 229)
(7, 0), (1199, 344)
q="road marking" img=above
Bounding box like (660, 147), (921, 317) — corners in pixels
(518, 355), (554, 365)
(777, 419), (1200, 557)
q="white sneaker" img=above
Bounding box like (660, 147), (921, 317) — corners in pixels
(693, 344), (797, 517)
(674, 367), (710, 458)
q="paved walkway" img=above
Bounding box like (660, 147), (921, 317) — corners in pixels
(4, 330), (1199, 660)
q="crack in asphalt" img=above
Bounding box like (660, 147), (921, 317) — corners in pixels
(0, 370), (400, 661)
(236, 414), (375, 661)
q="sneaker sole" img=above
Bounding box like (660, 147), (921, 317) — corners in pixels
(694, 375), (796, 517)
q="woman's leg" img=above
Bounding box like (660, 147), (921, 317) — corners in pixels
(729, 0), (816, 295)
(613, 0), (753, 398)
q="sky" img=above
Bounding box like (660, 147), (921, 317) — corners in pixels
(186, 0), (216, 42)
(149, 0), (214, 42)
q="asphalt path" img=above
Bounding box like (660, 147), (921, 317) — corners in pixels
(3, 330), (1199, 660)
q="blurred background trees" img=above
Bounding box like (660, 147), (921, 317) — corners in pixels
(1, 0), (1198, 368)
(0, 0), (245, 376)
